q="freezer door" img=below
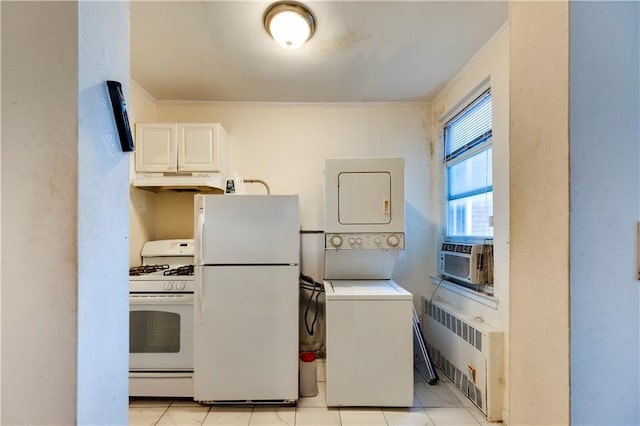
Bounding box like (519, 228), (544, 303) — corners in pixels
(193, 265), (299, 402)
(195, 195), (300, 265)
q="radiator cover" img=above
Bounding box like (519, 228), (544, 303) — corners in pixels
(421, 298), (504, 421)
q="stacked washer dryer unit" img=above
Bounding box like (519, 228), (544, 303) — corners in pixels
(323, 157), (414, 407)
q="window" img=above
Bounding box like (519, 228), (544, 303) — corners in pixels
(444, 89), (493, 239)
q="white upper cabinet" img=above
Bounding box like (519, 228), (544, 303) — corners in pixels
(177, 124), (225, 172)
(135, 123), (229, 174)
(135, 123), (178, 172)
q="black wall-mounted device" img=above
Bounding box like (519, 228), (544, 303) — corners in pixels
(106, 80), (135, 152)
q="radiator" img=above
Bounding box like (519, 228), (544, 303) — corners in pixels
(422, 298), (504, 421)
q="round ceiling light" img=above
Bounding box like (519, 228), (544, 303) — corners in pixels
(263, 1), (316, 50)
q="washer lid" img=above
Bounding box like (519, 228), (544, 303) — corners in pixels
(324, 279), (413, 300)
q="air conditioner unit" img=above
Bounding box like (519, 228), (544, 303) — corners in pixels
(439, 243), (493, 286)
(421, 298), (503, 421)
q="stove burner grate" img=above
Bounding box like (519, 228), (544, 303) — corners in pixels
(164, 265), (194, 276)
(129, 264), (170, 276)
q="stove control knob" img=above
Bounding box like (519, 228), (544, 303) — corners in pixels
(330, 235), (343, 248)
(176, 282), (186, 291)
(164, 282), (174, 291)
(387, 235), (400, 247)
(348, 238), (356, 245)
(355, 237), (363, 245)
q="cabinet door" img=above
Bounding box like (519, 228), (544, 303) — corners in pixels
(135, 123), (178, 172)
(177, 124), (221, 172)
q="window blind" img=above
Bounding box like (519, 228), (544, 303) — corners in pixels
(445, 90), (492, 161)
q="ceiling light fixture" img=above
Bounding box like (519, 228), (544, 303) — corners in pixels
(263, 1), (316, 50)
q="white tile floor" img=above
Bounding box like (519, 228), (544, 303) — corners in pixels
(129, 361), (496, 426)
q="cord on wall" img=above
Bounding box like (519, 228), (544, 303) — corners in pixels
(429, 276), (445, 310)
(300, 273), (324, 336)
(243, 179), (271, 194)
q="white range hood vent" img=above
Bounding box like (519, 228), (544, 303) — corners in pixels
(133, 172), (227, 194)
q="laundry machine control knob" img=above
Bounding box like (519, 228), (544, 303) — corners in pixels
(355, 238), (363, 245)
(348, 238), (356, 245)
(164, 282), (174, 291)
(374, 238), (382, 245)
(331, 235), (343, 247)
(387, 235), (400, 247)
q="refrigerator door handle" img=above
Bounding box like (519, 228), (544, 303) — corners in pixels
(195, 210), (204, 266)
(195, 269), (205, 324)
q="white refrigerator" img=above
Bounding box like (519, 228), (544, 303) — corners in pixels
(193, 194), (300, 403)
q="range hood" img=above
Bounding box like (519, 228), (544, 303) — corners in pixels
(133, 172), (227, 194)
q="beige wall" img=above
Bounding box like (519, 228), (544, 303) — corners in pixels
(129, 81), (157, 266)
(2, 3), (78, 423)
(509, 1), (570, 424)
(429, 24), (510, 420)
(156, 192), (197, 240)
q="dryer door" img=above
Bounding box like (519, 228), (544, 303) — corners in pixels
(338, 172), (391, 225)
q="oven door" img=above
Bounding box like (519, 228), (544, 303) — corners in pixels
(130, 293), (194, 371)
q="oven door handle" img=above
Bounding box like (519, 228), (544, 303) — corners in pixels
(129, 294), (194, 305)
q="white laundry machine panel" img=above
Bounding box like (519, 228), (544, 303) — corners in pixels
(323, 232), (404, 280)
(324, 280), (414, 407)
(325, 158), (404, 234)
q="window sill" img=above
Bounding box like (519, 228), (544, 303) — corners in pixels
(430, 276), (498, 310)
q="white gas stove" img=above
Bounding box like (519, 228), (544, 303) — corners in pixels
(129, 239), (195, 398)
(129, 239), (195, 293)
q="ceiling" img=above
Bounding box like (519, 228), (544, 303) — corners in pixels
(131, 1), (507, 103)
